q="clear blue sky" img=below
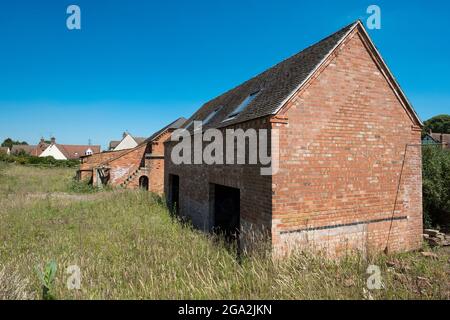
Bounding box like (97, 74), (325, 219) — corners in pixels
(1, 0), (449, 149)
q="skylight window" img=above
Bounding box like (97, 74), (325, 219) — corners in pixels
(203, 106), (222, 125)
(185, 106), (223, 133)
(224, 90), (260, 121)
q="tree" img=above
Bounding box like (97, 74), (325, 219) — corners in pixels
(423, 114), (450, 136)
(422, 145), (450, 229)
(1, 138), (28, 149)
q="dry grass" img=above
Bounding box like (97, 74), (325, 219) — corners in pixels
(0, 264), (33, 300)
(0, 163), (449, 300)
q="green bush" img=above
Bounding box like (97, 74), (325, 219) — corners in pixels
(422, 146), (450, 229)
(0, 153), (79, 168)
(67, 179), (98, 194)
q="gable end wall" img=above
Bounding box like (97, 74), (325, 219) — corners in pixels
(272, 30), (423, 257)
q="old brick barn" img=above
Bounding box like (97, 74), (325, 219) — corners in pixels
(164, 21), (423, 257)
(78, 118), (186, 194)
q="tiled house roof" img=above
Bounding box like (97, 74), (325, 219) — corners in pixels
(56, 144), (101, 160)
(11, 145), (37, 155)
(183, 20), (422, 130)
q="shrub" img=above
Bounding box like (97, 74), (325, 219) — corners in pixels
(0, 153), (79, 168)
(67, 179), (98, 194)
(422, 146), (450, 229)
(35, 261), (57, 300)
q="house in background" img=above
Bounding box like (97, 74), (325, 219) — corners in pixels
(164, 21), (423, 257)
(0, 147), (10, 155)
(10, 138), (49, 156)
(108, 132), (147, 151)
(39, 137), (101, 160)
(422, 130), (450, 149)
(78, 118), (186, 194)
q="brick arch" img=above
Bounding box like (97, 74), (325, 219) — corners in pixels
(138, 175), (149, 190)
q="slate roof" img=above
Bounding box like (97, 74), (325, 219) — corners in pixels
(146, 117), (187, 142)
(183, 20), (422, 130)
(134, 137), (147, 144)
(183, 21), (358, 130)
(108, 140), (120, 150)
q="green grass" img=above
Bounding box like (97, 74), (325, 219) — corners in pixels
(0, 162), (449, 300)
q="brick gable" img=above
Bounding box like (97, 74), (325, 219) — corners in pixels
(272, 27), (422, 256)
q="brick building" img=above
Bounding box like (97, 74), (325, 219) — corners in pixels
(164, 21), (423, 257)
(78, 118), (185, 194)
(422, 130), (450, 149)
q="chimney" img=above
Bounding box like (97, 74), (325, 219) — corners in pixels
(40, 138), (45, 144)
(123, 132), (128, 139)
(429, 129), (433, 135)
(51, 137), (56, 145)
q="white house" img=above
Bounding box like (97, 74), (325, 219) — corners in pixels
(109, 132), (147, 151)
(39, 144), (67, 160)
(39, 138), (101, 160)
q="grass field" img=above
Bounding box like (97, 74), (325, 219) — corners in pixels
(0, 162), (449, 300)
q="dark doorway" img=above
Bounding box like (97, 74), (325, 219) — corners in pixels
(168, 174), (180, 215)
(139, 176), (149, 190)
(213, 184), (240, 243)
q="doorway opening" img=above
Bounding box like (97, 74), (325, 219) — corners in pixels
(139, 176), (149, 190)
(212, 184), (240, 243)
(168, 174), (180, 215)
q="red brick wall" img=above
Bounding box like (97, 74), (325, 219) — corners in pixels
(79, 150), (127, 171)
(164, 119), (273, 233)
(110, 130), (172, 193)
(78, 150), (128, 182)
(271, 29), (422, 257)
(108, 144), (147, 186)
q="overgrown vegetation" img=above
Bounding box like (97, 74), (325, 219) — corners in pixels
(67, 179), (99, 194)
(0, 153), (79, 168)
(0, 164), (448, 300)
(422, 146), (450, 230)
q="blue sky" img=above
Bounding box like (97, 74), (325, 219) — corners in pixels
(0, 0), (449, 149)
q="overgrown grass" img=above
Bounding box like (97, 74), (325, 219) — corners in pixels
(67, 179), (99, 194)
(0, 164), (449, 300)
(0, 162), (74, 195)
